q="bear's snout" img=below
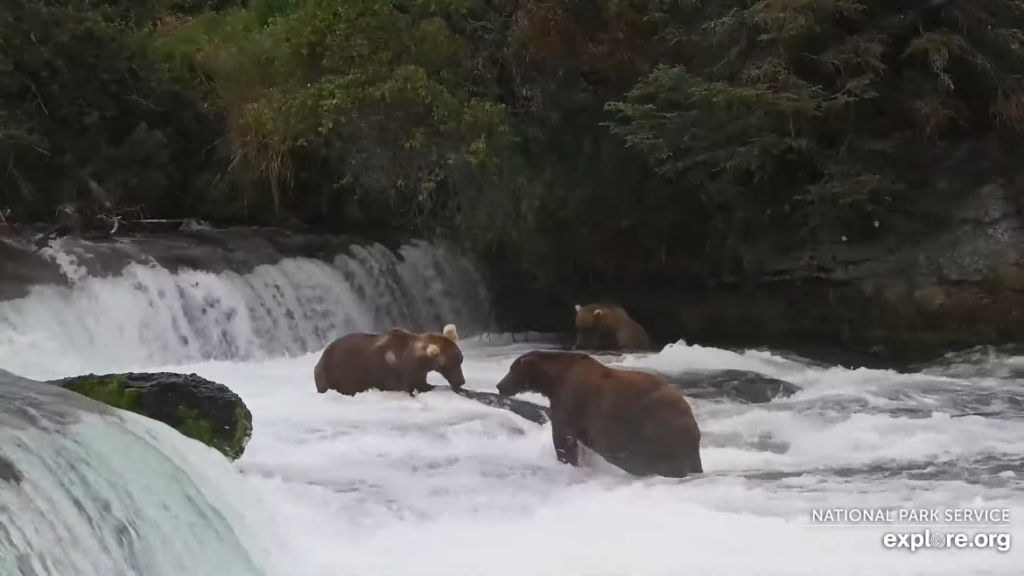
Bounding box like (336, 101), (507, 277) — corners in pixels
(443, 366), (466, 389)
(495, 374), (518, 397)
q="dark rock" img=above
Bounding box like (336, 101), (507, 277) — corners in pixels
(0, 239), (73, 301)
(0, 225), (425, 303)
(646, 368), (800, 404)
(441, 368), (796, 423)
(51, 372), (253, 460)
(0, 454), (22, 484)
(448, 387), (551, 425)
(445, 369), (796, 420)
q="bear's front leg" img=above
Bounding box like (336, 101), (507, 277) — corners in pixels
(404, 376), (435, 397)
(409, 380), (435, 396)
(551, 419), (580, 466)
(572, 329), (594, 351)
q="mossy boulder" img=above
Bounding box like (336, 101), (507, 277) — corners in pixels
(52, 372), (253, 460)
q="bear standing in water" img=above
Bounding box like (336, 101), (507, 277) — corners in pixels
(573, 302), (652, 352)
(314, 324), (465, 397)
(496, 350), (702, 478)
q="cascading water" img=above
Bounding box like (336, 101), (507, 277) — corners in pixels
(2, 232), (1023, 576)
(0, 370), (282, 576)
(0, 238), (494, 375)
(0, 235), (497, 576)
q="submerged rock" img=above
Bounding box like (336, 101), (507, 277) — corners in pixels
(448, 387), (551, 425)
(51, 372), (253, 460)
(0, 454), (22, 484)
(443, 368), (797, 424)
(649, 369), (801, 404)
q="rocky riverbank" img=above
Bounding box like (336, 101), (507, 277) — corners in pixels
(494, 177), (1024, 368)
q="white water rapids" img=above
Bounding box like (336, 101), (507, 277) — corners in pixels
(0, 238), (1022, 575)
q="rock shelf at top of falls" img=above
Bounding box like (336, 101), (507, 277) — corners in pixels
(0, 225), (429, 302)
(51, 372), (253, 460)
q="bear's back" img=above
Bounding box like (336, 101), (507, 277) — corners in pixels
(575, 303), (651, 351)
(570, 365), (701, 477)
(315, 332), (388, 394)
(612, 310), (651, 350)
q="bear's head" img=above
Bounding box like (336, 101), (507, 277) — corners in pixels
(573, 303), (607, 330)
(573, 303), (614, 350)
(422, 327), (465, 389)
(496, 350), (583, 398)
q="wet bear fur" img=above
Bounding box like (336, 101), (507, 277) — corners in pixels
(496, 350), (703, 478)
(314, 324), (465, 396)
(573, 302), (652, 352)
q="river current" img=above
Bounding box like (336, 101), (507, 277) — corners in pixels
(0, 238), (1021, 575)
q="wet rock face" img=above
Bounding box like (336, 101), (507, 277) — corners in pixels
(608, 177), (1024, 366)
(51, 372), (253, 461)
(0, 240), (72, 301)
(0, 226), (419, 303)
(652, 369), (801, 404)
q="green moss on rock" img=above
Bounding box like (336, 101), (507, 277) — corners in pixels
(175, 405), (215, 447)
(60, 375), (142, 412)
(52, 372), (253, 461)
(172, 404), (250, 461)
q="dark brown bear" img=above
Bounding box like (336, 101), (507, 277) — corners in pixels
(573, 302), (652, 352)
(314, 324), (465, 396)
(495, 350), (702, 478)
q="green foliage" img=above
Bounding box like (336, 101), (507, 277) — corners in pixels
(607, 0), (1024, 260)
(5, 0), (1024, 295)
(147, 0), (528, 236)
(0, 0), (223, 221)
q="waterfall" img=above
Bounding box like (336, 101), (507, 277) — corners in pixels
(0, 369), (287, 576)
(0, 232), (497, 575)
(0, 236), (494, 376)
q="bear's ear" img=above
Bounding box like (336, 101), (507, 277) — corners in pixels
(425, 344), (441, 357)
(574, 304), (581, 312)
(593, 308), (603, 318)
(442, 324), (458, 341)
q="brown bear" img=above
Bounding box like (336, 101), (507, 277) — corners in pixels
(495, 350), (702, 478)
(314, 324), (465, 397)
(573, 302), (652, 352)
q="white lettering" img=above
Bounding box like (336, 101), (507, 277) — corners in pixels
(813, 508), (1009, 527)
(883, 530), (1012, 553)
(944, 509), (1011, 524)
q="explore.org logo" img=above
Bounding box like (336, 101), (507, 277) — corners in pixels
(882, 530), (1011, 552)
(806, 507), (1013, 553)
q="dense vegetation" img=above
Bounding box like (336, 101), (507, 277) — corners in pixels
(3, 0), (1024, 337)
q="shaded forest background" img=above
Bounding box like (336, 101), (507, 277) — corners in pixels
(3, 0), (1024, 348)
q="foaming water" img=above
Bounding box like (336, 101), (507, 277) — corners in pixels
(96, 338), (1016, 576)
(0, 239), (492, 373)
(2, 237), (1023, 574)
(0, 371), (290, 576)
